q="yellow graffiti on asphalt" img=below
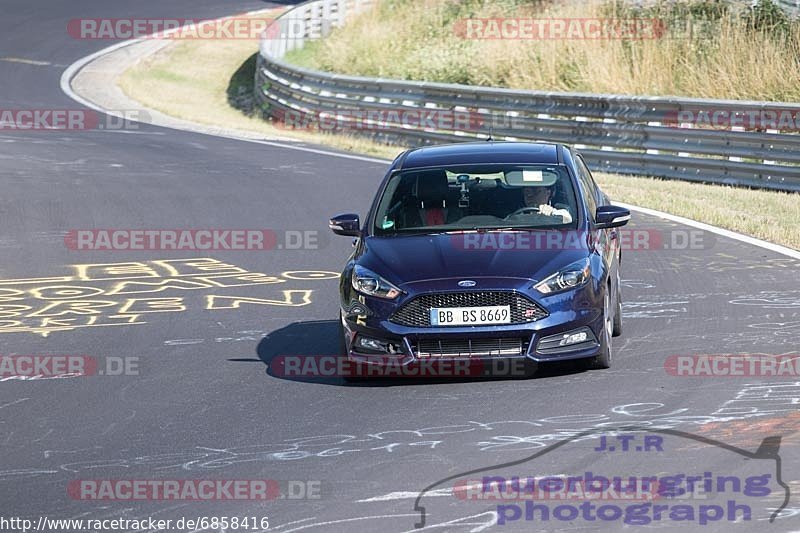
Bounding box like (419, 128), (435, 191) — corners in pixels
(0, 258), (337, 337)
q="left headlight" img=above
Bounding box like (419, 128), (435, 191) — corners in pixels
(351, 265), (402, 299)
(534, 257), (592, 295)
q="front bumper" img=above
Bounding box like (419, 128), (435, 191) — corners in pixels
(341, 283), (604, 367)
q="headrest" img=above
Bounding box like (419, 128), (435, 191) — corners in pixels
(415, 169), (449, 207)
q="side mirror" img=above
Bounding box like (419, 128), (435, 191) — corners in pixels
(329, 213), (361, 237)
(595, 205), (631, 229)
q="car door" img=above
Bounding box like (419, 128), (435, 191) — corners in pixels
(575, 155), (620, 283)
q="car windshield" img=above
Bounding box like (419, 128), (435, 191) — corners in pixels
(373, 164), (579, 235)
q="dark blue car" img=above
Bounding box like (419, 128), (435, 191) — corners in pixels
(329, 141), (630, 377)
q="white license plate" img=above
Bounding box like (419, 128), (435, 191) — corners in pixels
(430, 306), (511, 326)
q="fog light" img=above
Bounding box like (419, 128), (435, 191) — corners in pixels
(357, 337), (384, 351)
(537, 327), (598, 354)
(345, 301), (371, 318)
(354, 335), (401, 355)
(559, 331), (588, 346)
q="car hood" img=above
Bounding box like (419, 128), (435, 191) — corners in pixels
(359, 232), (592, 287)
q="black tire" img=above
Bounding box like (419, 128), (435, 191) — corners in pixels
(337, 313), (347, 356)
(591, 287), (613, 369)
(612, 267), (623, 337)
(339, 315), (365, 383)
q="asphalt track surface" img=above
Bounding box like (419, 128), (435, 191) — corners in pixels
(1, 1), (799, 532)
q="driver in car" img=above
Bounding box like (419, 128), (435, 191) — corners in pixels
(522, 185), (573, 223)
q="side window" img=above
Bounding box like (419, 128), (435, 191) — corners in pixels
(575, 156), (597, 221)
(578, 156), (601, 196)
(579, 155), (608, 206)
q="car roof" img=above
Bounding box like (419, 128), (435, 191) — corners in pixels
(398, 141), (565, 170)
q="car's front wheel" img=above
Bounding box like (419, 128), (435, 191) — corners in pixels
(339, 314), (369, 383)
(337, 312), (348, 356)
(612, 266), (623, 337)
(589, 286), (613, 369)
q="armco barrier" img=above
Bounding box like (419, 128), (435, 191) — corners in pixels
(778, 0), (800, 16)
(255, 0), (800, 192)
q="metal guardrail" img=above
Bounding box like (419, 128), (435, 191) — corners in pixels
(777, 0), (800, 16)
(255, 0), (800, 192)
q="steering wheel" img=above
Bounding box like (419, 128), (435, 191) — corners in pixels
(504, 206), (540, 219)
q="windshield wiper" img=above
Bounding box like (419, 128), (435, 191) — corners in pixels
(387, 226), (545, 236)
(456, 227), (543, 233)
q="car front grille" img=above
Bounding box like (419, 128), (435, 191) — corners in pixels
(414, 337), (527, 358)
(390, 291), (548, 327)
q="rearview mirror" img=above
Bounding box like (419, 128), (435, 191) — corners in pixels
(329, 213), (361, 237)
(595, 205), (631, 229)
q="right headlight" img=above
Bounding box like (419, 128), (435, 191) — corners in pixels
(351, 265), (402, 300)
(533, 257), (592, 295)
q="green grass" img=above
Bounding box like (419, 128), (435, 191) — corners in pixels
(283, 41), (324, 67)
(147, 69), (189, 83)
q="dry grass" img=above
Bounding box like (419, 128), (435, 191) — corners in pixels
(292, 0), (800, 101)
(595, 172), (800, 249)
(117, 15), (403, 161)
(118, 10), (799, 250)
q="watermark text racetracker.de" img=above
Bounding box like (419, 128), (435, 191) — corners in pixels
(68, 478), (320, 500)
(453, 18), (666, 40)
(64, 229), (322, 251)
(450, 228), (713, 252)
(272, 108), (485, 133)
(0, 355), (139, 381)
(664, 108), (800, 132)
(68, 479), (318, 500)
(271, 355), (531, 379)
(67, 16), (333, 40)
(665, 354), (800, 378)
(0, 109), (147, 131)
